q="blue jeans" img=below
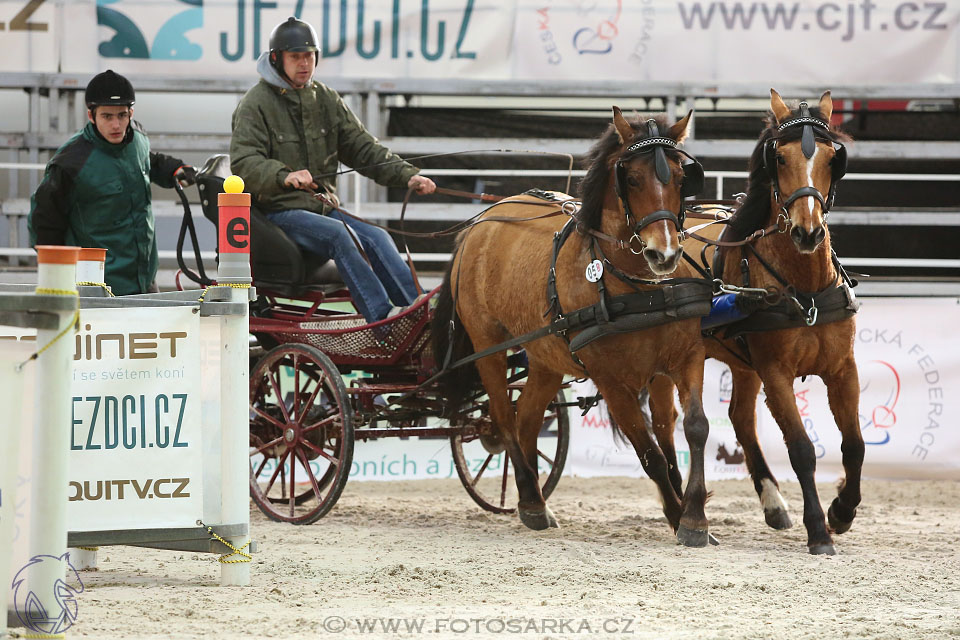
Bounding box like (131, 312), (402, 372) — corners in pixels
(266, 208), (418, 322)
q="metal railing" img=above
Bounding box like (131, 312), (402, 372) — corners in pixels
(2, 163), (957, 272)
(3, 71), (960, 203)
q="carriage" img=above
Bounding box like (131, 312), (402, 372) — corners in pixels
(177, 154), (573, 525)
(176, 91), (863, 553)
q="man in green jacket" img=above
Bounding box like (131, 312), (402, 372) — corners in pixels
(230, 17), (436, 323)
(28, 70), (195, 296)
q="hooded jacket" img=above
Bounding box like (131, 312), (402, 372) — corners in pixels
(229, 52), (419, 214)
(28, 121), (182, 296)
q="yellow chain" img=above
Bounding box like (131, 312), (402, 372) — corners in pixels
(197, 521), (252, 564)
(7, 631), (66, 639)
(75, 281), (114, 297)
(33, 288), (77, 297)
(197, 282), (251, 303)
(73, 546), (99, 552)
(16, 288), (79, 372)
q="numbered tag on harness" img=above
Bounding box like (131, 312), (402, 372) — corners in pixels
(585, 259), (604, 283)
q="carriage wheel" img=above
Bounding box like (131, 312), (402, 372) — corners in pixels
(450, 388), (569, 514)
(249, 344), (354, 525)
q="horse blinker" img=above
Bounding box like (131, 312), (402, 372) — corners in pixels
(682, 161), (704, 198)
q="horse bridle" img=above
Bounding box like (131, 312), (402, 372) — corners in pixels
(762, 102), (848, 220)
(614, 120), (705, 253)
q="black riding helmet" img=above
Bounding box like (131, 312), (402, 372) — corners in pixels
(269, 17), (319, 73)
(84, 70), (135, 109)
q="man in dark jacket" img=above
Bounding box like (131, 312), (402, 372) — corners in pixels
(28, 70), (195, 295)
(230, 17), (436, 323)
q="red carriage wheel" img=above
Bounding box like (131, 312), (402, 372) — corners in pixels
(450, 388), (569, 514)
(249, 344), (354, 524)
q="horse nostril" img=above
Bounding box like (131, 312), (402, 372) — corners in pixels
(643, 248), (665, 265)
(811, 226), (825, 246)
(790, 226), (805, 245)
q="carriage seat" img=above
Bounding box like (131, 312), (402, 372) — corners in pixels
(196, 154), (344, 296)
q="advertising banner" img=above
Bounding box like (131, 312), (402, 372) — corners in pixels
(257, 297), (959, 487)
(1, 0), (957, 84)
(0, 337), (32, 629)
(7, 306), (204, 539)
(64, 306), (203, 530)
(566, 296), (960, 482)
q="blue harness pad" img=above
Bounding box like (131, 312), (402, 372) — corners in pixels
(701, 293), (749, 330)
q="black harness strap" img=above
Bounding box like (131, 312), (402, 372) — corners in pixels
(568, 280), (713, 352)
(719, 249), (859, 339)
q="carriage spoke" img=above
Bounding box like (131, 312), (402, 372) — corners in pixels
(267, 367), (293, 424)
(302, 413), (338, 434)
(292, 354), (300, 421)
(537, 449), (555, 467)
(250, 434), (285, 458)
(252, 456), (269, 480)
(296, 377), (326, 428)
(296, 448), (323, 505)
(262, 448), (291, 500)
(302, 439), (340, 466)
(469, 454), (494, 488)
(288, 445), (297, 517)
(499, 457), (509, 508)
(250, 405), (287, 431)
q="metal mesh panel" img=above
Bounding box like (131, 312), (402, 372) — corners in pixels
(279, 303), (429, 362)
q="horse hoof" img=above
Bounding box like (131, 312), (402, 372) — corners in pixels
(828, 501), (855, 534)
(764, 508), (793, 530)
(676, 524), (709, 548)
(518, 505), (559, 531)
(808, 543), (837, 556)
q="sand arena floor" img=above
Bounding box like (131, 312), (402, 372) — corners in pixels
(64, 476), (960, 639)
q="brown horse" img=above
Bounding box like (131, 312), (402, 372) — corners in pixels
(649, 90), (861, 554)
(433, 108), (716, 546)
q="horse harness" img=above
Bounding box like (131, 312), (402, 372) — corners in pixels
(695, 220), (860, 368)
(763, 101), (848, 218)
(544, 217), (713, 369)
(611, 120), (705, 254)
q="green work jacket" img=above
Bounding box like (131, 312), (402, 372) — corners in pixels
(28, 122), (181, 295)
(230, 78), (419, 214)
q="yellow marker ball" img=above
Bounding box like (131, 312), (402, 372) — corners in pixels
(223, 175), (245, 194)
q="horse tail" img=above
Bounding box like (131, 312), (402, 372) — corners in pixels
(606, 387), (652, 448)
(431, 253), (480, 417)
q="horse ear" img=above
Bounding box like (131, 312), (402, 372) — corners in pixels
(612, 106), (634, 144)
(770, 88), (791, 124)
(818, 90), (833, 122)
(668, 110), (693, 144)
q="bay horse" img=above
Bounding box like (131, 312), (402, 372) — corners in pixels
(649, 90), (860, 554)
(433, 108), (716, 546)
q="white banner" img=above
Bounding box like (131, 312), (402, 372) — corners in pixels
(8, 307), (205, 537)
(1, 337), (32, 628)
(1, 0), (957, 84)
(260, 297), (960, 489)
(567, 296), (960, 482)
(64, 307), (203, 530)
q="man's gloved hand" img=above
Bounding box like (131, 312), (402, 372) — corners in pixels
(174, 164), (198, 187)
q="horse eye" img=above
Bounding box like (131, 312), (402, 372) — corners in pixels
(777, 154), (786, 165)
(627, 176), (640, 187)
